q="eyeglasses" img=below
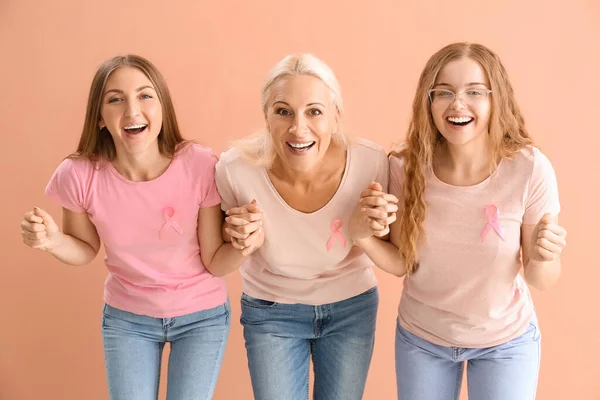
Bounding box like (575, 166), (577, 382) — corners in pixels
(427, 88), (492, 106)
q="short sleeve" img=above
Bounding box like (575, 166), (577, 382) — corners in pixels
(523, 148), (560, 225)
(388, 154), (405, 201)
(215, 156), (238, 212)
(45, 158), (87, 213)
(198, 149), (222, 209)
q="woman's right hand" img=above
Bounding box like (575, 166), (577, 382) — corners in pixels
(21, 207), (63, 252)
(224, 200), (264, 256)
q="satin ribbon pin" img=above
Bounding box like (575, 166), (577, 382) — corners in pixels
(158, 206), (183, 239)
(326, 218), (347, 252)
(480, 204), (505, 242)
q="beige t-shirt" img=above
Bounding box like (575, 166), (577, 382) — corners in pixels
(215, 138), (388, 305)
(389, 146), (560, 348)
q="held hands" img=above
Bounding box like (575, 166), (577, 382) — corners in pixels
(529, 213), (567, 262)
(350, 182), (399, 241)
(21, 207), (63, 251)
(225, 200), (265, 257)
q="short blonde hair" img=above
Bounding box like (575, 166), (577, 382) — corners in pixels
(233, 53), (349, 168)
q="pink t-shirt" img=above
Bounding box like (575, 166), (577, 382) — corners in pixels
(45, 143), (227, 318)
(215, 138), (388, 305)
(389, 146), (560, 348)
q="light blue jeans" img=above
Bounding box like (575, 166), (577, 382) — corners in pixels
(241, 286), (379, 400)
(395, 313), (541, 400)
(101, 301), (230, 400)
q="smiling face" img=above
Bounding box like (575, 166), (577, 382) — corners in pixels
(430, 57), (492, 147)
(99, 67), (163, 157)
(265, 74), (339, 174)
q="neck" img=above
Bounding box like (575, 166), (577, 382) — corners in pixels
(113, 146), (170, 182)
(273, 144), (345, 190)
(439, 134), (492, 176)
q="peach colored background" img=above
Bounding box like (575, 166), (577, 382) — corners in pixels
(1, 1), (599, 399)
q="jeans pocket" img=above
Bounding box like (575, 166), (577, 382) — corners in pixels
(241, 293), (278, 309)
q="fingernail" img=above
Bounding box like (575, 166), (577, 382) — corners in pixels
(361, 208), (366, 213)
(225, 217), (230, 222)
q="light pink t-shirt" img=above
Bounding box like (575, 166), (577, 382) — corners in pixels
(389, 146), (560, 348)
(46, 143), (227, 318)
(215, 138), (388, 305)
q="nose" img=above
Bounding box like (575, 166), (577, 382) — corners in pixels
(449, 94), (467, 109)
(124, 98), (141, 118)
(289, 114), (308, 136)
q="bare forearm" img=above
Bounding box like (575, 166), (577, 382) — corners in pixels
(354, 236), (407, 277)
(205, 243), (248, 277)
(524, 259), (561, 290)
(48, 233), (99, 266)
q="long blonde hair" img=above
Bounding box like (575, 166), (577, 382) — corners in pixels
(69, 55), (186, 162)
(394, 42), (532, 274)
(234, 53), (349, 168)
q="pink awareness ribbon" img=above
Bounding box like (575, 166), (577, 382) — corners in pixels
(158, 206), (183, 239)
(480, 204), (505, 242)
(326, 218), (347, 252)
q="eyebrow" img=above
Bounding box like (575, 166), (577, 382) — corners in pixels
(103, 85), (155, 96)
(272, 101), (326, 107)
(434, 82), (488, 88)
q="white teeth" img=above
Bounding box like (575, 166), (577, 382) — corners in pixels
(447, 117), (473, 123)
(123, 124), (147, 129)
(288, 142), (315, 149)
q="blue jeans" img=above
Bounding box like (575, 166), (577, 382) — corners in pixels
(395, 314), (541, 400)
(241, 287), (379, 400)
(101, 301), (230, 400)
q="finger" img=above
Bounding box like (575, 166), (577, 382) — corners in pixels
(33, 207), (55, 225)
(382, 194), (399, 204)
(234, 212), (264, 222)
(225, 206), (249, 216)
(230, 238), (246, 250)
(537, 238), (563, 255)
(538, 229), (567, 248)
(373, 226), (390, 237)
(380, 203), (399, 213)
(539, 213), (555, 225)
(23, 237), (44, 249)
(225, 227), (250, 240)
(24, 211), (43, 224)
(384, 213), (397, 226)
(539, 224), (567, 238)
(241, 245), (256, 257)
(361, 207), (389, 220)
(367, 217), (386, 231)
(360, 196), (388, 207)
(21, 220), (46, 233)
(225, 216), (252, 226)
(360, 188), (388, 199)
(535, 245), (556, 261)
(237, 229), (262, 248)
(22, 230), (47, 240)
(369, 181), (383, 192)
(236, 221), (263, 235)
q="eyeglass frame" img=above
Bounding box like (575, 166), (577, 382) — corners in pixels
(427, 88), (493, 105)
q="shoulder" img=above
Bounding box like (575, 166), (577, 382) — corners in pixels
(216, 146), (245, 167)
(53, 156), (97, 182)
(350, 137), (387, 164)
(177, 142), (218, 165)
(509, 145), (555, 177)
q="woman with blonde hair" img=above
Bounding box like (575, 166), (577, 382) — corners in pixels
(354, 43), (567, 399)
(20, 55), (250, 399)
(215, 53), (397, 399)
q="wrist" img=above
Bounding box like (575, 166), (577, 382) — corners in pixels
(46, 231), (66, 254)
